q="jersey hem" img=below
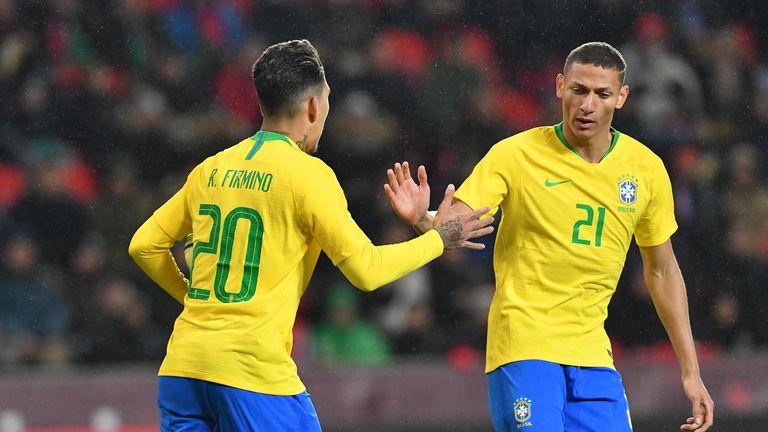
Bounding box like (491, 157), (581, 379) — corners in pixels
(485, 354), (615, 374)
(158, 368), (307, 396)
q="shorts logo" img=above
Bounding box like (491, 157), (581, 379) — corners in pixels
(514, 397), (532, 424)
(617, 174), (638, 206)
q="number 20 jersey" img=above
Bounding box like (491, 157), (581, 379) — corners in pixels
(151, 132), (371, 395)
(454, 124), (677, 373)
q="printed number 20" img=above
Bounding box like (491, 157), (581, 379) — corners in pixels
(571, 204), (606, 247)
(188, 204), (264, 302)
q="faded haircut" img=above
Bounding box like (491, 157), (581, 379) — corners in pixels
(252, 39), (326, 117)
(564, 42), (627, 85)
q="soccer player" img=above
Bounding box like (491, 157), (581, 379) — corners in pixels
(384, 42), (714, 431)
(128, 39), (494, 431)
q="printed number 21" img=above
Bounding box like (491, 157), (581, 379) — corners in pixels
(189, 203), (264, 302)
(571, 204), (606, 247)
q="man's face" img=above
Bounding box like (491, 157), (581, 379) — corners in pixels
(556, 63), (628, 144)
(304, 81), (330, 154)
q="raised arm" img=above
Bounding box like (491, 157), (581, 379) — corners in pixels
(639, 240), (714, 431)
(340, 181), (493, 291)
(383, 161), (489, 249)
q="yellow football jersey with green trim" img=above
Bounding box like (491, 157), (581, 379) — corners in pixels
(454, 124), (677, 373)
(151, 131), (373, 395)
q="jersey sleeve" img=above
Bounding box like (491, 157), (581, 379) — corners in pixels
(294, 161), (373, 265)
(153, 168), (196, 241)
(295, 160), (444, 286)
(128, 167), (198, 303)
(454, 142), (511, 217)
(634, 158), (678, 247)
(337, 230), (443, 291)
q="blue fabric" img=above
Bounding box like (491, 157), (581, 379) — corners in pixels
(487, 360), (632, 432)
(158, 376), (321, 432)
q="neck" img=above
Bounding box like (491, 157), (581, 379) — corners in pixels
(260, 117), (309, 151)
(561, 122), (613, 163)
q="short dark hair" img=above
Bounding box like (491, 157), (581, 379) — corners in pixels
(252, 39), (326, 118)
(564, 42), (627, 85)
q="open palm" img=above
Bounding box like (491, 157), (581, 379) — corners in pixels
(383, 161), (430, 226)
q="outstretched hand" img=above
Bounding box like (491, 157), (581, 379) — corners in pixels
(680, 376), (714, 431)
(383, 161), (430, 226)
(433, 184), (494, 250)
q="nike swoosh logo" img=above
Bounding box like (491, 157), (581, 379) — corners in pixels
(544, 178), (571, 187)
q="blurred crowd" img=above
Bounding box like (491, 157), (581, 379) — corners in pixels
(1, 0), (768, 369)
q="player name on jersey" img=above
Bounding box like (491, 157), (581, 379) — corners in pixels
(207, 168), (274, 192)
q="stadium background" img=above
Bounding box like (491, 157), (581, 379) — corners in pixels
(2, 0), (768, 430)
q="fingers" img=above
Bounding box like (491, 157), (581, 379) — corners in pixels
(438, 184), (456, 212)
(394, 162), (406, 185)
(466, 206), (492, 221)
(402, 161), (413, 182)
(702, 399), (714, 431)
(680, 417), (696, 430)
(417, 164), (428, 188)
(680, 401), (714, 431)
(386, 168), (400, 195)
(460, 240), (486, 250)
(383, 183), (397, 204)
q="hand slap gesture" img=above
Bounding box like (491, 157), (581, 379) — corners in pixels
(433, 184), (494, 250)
(383, 161), (430, 226)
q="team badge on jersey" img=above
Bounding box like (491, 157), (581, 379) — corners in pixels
(617, 174), (638, 206)
(514, 397), (532, 424)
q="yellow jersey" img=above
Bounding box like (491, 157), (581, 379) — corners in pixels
(454, 124), (677, 372)
(130, 131), (443, 395)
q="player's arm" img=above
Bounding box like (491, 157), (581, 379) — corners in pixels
(383, 161), (486, 249)
(129, 216), (189, 304)
(339, 184), (493, 291)
(129, 184), (193, 305)
(639, 240), (714, 431)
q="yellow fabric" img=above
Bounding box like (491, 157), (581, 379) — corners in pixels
(338, 230), (443, 291)
(454, 125), (677, 373)
(130, 133), (443, 395)
(129, 217), (189, 303)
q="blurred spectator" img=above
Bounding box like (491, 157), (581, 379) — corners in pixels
(0, 233), (70, 366)
(10, 139), (90, 268)
(91, 161), (156, 276)
(620, 12), (703, 147)
(314, 283), (392, 366)
(2, 1), (768, 368)
(393, 303), (447, 359)
(79, 277), (166, 363)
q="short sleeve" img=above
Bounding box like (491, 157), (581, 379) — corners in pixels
(454, 142), (511, 217)
(634, 158), (678, 247)
(295, 161), (370, 265)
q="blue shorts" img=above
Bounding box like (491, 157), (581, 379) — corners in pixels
(487, 360), (632, 432)
(157, 376), (321, 432)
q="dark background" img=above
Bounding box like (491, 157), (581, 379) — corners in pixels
(1, 0), (767, 429)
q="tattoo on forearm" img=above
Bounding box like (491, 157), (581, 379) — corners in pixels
(437, 217), (463, 247)
(296, 133), (309, 150)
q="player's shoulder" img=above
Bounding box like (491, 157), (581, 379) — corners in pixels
(615, 130), (664, 165)
(293, 150), (336, 177)
(486, 126), (552, 158)
(495, 126), (549, 146)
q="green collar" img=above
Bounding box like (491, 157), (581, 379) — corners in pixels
(553, 122), (620, 163)
(245, 130), (294, 160)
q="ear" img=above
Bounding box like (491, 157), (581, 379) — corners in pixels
(556, 74), (565, 99)
(615, 85), (629, 109)
(307, 95), (318, 123)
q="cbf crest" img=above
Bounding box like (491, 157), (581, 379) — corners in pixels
(514, 397), (533, 426)
(617, 174), (638, 206)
